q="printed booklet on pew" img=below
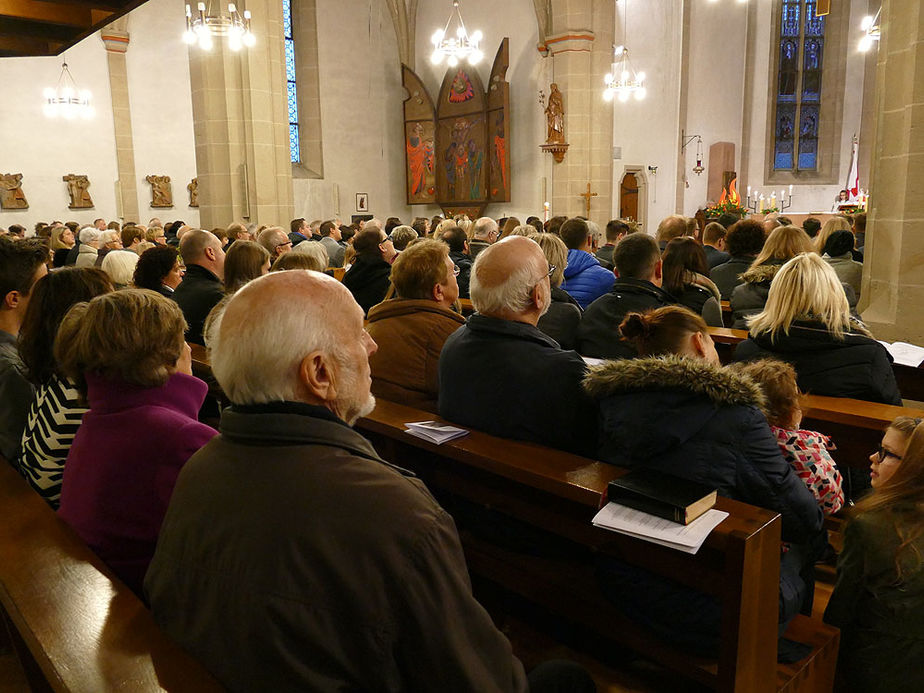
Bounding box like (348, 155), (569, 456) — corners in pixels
(877, 340), (924, 368)
(404, 421), (469, 445)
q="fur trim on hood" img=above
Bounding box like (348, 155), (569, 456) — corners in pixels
(739, 263), (780, 285)
(584, 354), (767, 410)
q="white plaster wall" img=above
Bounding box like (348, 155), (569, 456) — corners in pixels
(681, 0), (749, 215)
(611, 0), (684, 232)
(743, 0), (870, 213)
(292, 0), (407, 222)
(0, 40), (119, 229)
(125, 0), (200, 226)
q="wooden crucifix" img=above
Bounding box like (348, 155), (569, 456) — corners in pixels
(579, 183), (597, 217)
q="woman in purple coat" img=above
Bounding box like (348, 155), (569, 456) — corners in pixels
(57, 289), (217, 596)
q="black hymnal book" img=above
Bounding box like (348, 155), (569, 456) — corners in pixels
(607, 468), (717, 525)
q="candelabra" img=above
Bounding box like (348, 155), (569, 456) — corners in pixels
(746, 186), (793, 214)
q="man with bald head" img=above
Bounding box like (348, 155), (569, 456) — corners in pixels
(145, 271), (533, 692)
(438, 236), (597, 456)
(173, 228), (225, 345)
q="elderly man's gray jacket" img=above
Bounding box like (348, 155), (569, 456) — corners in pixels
(145, 401), (527, 693)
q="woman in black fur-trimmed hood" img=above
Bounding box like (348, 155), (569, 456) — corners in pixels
(583, 305), (825, 655)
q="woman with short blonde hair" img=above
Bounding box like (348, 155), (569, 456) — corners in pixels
(734, 253), (901, 404)
(56, 289), (216, 596)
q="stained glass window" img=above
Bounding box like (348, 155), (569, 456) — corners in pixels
(773, 0), (825, 172)
(283, 0), (300, 163)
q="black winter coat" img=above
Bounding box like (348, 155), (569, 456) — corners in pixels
(732, 320), (902, 405)
(438, 314), (598, 457)
(536, 286), (582, 350)
(343, 254), (392, 316)
(577, 278), (674, 359)
(448, 250), (472, 299)
(171, 264), (224, 346)
(709, 255), (754, 300)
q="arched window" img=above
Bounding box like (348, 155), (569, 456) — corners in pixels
(283, 0), (300, 163)
(765, 0), (848, 184)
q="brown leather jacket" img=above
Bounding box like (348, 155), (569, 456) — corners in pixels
(145, 402), (527, 692)
(366, 298), (465, 412)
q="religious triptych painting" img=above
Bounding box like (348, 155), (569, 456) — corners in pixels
(401, 39), (510, 214)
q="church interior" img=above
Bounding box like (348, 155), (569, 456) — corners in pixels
(1, 0), (924, 690)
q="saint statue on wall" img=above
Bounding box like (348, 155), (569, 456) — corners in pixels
(545, 83), (565, 145)
(146, 175), (173, 208)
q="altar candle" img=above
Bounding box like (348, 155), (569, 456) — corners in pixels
(543, 201), (550, 222)
(770, 192), (776, 208)
(759, 194), (765, 212)
(780, 191), (785, 204)
(747, 185), (751, 197)
(789, 184), (793, 196)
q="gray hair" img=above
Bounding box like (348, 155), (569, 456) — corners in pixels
(291, 240), (329, 270)
(586, 220), (603, 246)
(470, 250), (541, 316)
(256, 226), (288, 254)
(363, 218), (383, 232)
(101, 250), (139, 286)
(209, 271), (341, 405)
(78, 227), (101, 244)
(389, 225), (417, 251)
(473, 216), (498, 239)
(99, 229), (120, 245)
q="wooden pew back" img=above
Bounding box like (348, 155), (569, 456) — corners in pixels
(0, 459), (222, 692)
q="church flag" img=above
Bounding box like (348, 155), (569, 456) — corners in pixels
(846, 135), (860, 199)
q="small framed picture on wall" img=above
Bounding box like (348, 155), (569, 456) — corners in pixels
(355, 193), (369, 212)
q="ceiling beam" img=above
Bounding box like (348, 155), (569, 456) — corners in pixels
(0, 0), (99, 27)
(0, 33), (58, 56)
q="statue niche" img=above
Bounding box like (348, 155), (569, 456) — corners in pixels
(401, 38), (510, 218)
(0, 173), (28, 209)
(146, 175), (173, 208)
(62, 174), (93, 209)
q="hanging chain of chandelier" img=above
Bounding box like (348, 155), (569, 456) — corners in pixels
(430, 0), (483, 67)
(43, 61), (94, 119)
(184, 1), (256, 51)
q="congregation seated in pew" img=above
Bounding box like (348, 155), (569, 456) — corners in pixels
(438, 236), (598, 458)
(559, 217), (615, 310)
(56, 289), (217, 596)
(660, 236), (723, 327)
(710, 218), (766, 300)
(532, 231), (582, 350)
(583, 305), (825, 653)
(733, 252), (901, 405)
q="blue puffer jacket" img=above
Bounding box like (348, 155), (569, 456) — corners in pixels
(560, 249), (615, 309)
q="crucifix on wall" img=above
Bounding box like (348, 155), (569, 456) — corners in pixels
(579, 183), (597, 217)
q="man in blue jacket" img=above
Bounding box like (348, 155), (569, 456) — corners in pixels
(559, 217), (615, 309)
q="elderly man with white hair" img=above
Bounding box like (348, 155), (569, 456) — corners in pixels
(145, 270), (538, 692)
(438, 236), (598, 457)
(468, 216), (498, 259)
(173, 228), (225, 345)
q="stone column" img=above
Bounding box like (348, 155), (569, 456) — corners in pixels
(188, 0), (294, 228)
(101, 25), (140, 223)
(860, 0), (924, 344)
(544, 0), (615, 227)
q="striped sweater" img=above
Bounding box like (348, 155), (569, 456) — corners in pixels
(18, 375), (86, 509)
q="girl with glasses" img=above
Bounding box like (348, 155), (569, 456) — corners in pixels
(824, 417), (924, 691)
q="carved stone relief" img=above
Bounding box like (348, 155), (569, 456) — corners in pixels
(62, 174), (93, 209)
(146, 175), (173, 208)
(0, 173), (28, 209)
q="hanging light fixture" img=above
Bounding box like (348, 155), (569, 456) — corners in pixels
(183, 1), (256, 51)
(430, 0), (483, 67)
(43, 60), (93, 120)
(858, 8), (880, 52)
(604, 1), (645, 102)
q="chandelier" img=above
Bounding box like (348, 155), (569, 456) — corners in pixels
(604, 1), (645, 102)
(430, 0), (483, 67)
(184, 1), (256, 51)
(858, 8), (880, 52)
(43, 61), (93, 119)
(603, 46), (646, 102)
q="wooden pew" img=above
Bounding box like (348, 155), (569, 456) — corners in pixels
(356, 399), (839, 693)
(0, 459), (222, 692)
(327, 266), (346, 281)
(708, 326), (924, 403)
(459, 297), (475, 315)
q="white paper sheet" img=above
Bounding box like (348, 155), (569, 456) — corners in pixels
(592, 503), (729, 555)
(878, 341), (924, 368)
(404, 421), (469, 445)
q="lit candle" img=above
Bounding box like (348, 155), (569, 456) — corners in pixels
(543, 201), (550, 222)
(747, 185), (751, 197)
(780, 191), (785, 203)
(789, 184), (793, 196)
(759, 194), (765, 212)
(770, 192), (776, 208)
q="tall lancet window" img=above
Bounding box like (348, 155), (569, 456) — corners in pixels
(773, 0), (825, 171)
(283, 0), (300, 163)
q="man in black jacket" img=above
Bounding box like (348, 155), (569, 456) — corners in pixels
(439, 236), (598, 457)
(172, 229), (225, 345)
(577, 234), (674, 359)
(709, 219), (765, 299)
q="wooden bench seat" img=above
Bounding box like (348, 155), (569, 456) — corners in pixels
(0, 459), (221, 692)
(356, 399), (839, 692)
